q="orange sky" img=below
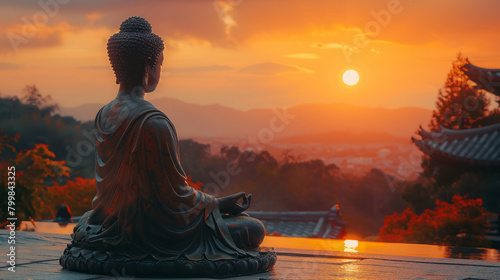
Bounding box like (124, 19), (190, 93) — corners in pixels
(1, 0), (500, 110)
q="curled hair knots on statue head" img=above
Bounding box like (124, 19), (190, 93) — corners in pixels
(107, 16), (164, 85)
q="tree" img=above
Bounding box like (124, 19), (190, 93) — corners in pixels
(46, 177), (96, 218)
(429, 53), (490, 131)
(0, 130), (19, 221)
(21, 85), (59, 117)
(12, 144), (70, 220)
(178, 139), (210, 183)
(220, 145), (240, 161)
(379, 195), (489, 247)
(0, 96), (22, 120)
(180, 139), (210, 160)
(405, 53), (500, 213)
(0, 90), (95, 179)
(0, 129), (18, 154)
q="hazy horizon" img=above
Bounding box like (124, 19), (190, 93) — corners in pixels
(53, 93), (436, 112)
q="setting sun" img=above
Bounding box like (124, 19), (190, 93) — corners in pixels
(342, 70), (360, 86)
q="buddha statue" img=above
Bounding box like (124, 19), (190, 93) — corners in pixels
(60, 16), (276, 277)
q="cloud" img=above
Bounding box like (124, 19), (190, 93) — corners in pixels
(0, 62), (24, 70)
(0, 0), (236, 51)
(212, 0), (238, 37)
(2, 0), (500, 52)
(168, 65), (233, 73)
(238, 62), (313, 75)
(0, 21), (75, 54)
(295, 66), (314, 74)
(284, 53), (319, 59)
(311, 42), (359, 52)
(85, 12), (104, 25)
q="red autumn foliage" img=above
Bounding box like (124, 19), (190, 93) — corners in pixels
(378, 195), (490, 247)
(46, 177), (96, 218)
(0, 143), (71, 220)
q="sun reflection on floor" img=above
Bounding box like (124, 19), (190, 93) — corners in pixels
(262, 236), (500, 262)
(19, 221), (75, 235)
(344, 239), (359, 252)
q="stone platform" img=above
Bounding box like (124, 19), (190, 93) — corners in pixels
(1, 230), (499, 279)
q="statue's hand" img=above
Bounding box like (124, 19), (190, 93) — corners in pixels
(217, 192), (252, 215)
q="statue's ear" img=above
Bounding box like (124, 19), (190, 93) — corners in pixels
(144, 57), (152, 74)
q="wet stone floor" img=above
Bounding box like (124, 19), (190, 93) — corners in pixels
(1, 231), (499, 280)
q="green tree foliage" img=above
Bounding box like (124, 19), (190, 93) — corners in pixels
(379, 195), (490, 247)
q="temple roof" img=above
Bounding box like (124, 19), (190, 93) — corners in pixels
(463, 62), (500, 96)
(247, 206), (346, 239)
(412, 123), (500, 167)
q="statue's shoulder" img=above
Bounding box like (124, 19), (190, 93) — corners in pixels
(117, 99), (166, 122)
(136, 101), (177, 133)
(95, 99), (170, 134)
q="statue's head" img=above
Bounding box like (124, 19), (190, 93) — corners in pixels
(107, 17), (165, 92)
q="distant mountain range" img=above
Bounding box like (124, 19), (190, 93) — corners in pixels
(59, 97), (432, 143)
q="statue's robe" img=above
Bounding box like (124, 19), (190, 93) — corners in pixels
(72, 98), (252, 261)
